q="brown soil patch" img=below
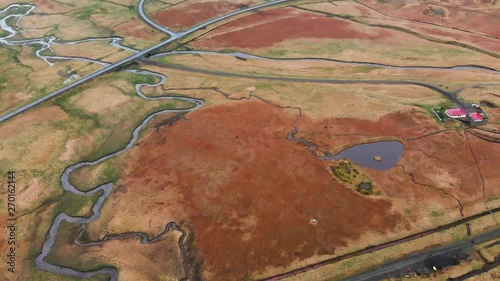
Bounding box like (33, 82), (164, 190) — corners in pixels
(59, 139), (76, 161)
(105, 100), (403, 280)
(151, 1), (246, 30)
(191, 7), (390, 49)
(17, 178), (43, 210)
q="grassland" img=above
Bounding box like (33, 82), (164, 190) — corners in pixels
(187, 4), (500, 69)
(9, 0), (163, 47)
(0, 0), (167, 116)
(458, 85), (500, 125)
(0, 69), (191, 280)
(0, 0), (498, 280)
(281, 211), (499, 281)
(152, 52), (499, 94)
(139, 63), (454, 121)
(69, 64), (499, 280)
(329, 161), (380, 195)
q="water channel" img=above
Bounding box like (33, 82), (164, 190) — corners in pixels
(0, 2), (493, 280)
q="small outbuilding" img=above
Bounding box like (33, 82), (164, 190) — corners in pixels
(445, 108), (467, 118)
(469, 112), (483, 122)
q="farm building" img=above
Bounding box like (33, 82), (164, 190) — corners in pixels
(445, 108), (467, 119)
(469, 112), (483, 122)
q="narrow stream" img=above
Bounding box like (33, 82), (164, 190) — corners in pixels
(32, 67), (203, 281)
(1, 2), (496, 280)
(0, 4), (136, 66)
(0, 4), (201, 280)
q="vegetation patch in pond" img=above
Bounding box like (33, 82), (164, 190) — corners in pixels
(330, 161), (359, 183)
(331, 141), (404, 170)
(329, 161), (380, 196)
(356, 182), (380, 196)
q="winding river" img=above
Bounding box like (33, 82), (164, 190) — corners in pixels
(1, 1), (499, 280)
(33, 65), (203, 281)
(1, 3), (202, 280)
(0, 4), (136, 66)
(36, 89), (202, 280)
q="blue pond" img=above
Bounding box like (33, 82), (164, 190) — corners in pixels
(330, 141), (404, 170)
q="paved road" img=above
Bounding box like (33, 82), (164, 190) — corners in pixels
(137, 0), (178, 37)
(0, 0), (288, 124)
(142, 58), (466, 107)
(342, 228), (500, 281)
(262, 207), (500, 280)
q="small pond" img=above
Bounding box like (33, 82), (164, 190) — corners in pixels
(327, 141), (404, 170)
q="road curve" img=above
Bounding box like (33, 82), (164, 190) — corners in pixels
(0, 0), (289, 124)
(137, 0), (178, 37)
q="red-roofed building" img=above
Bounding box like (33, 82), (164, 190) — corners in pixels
(469, 112), (483, 122)
(445, 108), (467, 118)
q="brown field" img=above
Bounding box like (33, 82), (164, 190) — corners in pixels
(357, 0), (500, 38)
(87, 99), (407, 280)
(301, 1), (500, 54)
(83, 88), (498, 280)
(113, 19), (163, 42)
(189, 6), (499, 67)
(72, 64), (498, 280)
(45, 222), (186, 281)
(151, 1), (254, 30)
(0, 70), (189, 280)
(191, 7), (390, 48)
(283, 212), (499, 281)
(0, 0), (499, 280)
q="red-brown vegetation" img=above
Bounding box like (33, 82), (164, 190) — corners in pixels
(357, 0), (500, 38)
(151, 1), (249, 30)
(103, 101), (498, 280)
(114, 20), (160, 40)
(296, 109), (496, 206)
(118, 100), (402, 280)
(342, 1), (500, 53)
(191, 7), (390, 49)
